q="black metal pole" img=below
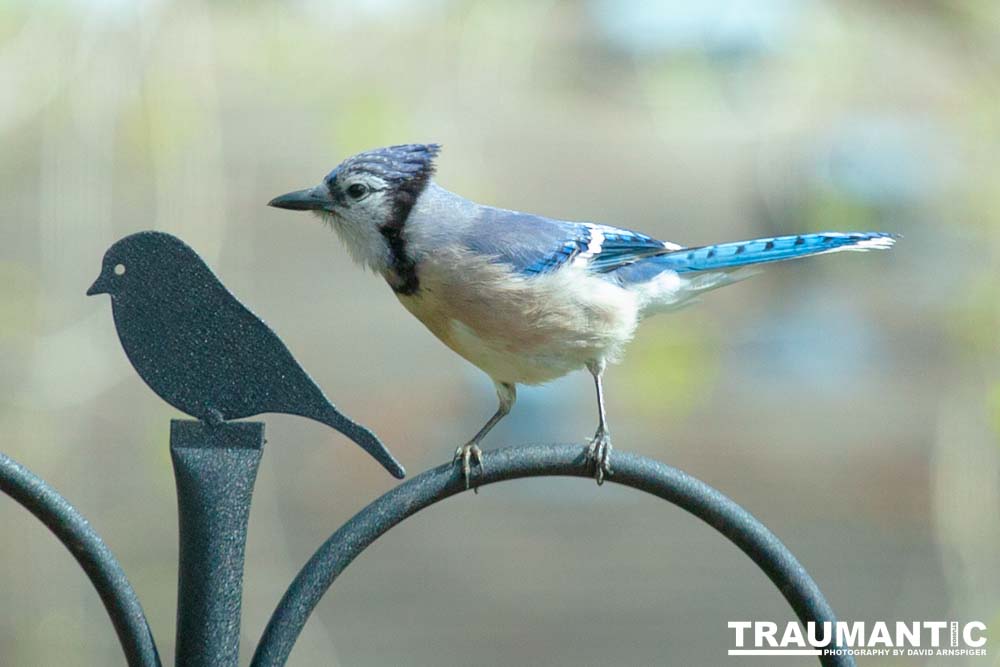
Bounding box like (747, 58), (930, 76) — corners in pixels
(252, 444), (853, 667)
(0, 452), (161, 667)
(170, 420), (264, 667)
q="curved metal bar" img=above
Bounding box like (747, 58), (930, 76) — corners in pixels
(0, 452), (161, 667)
(252, 444), (853, 667)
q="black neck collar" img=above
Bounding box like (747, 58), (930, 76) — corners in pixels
(379, 175), (432, 296)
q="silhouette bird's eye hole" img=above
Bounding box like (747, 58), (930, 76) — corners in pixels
(346, 183), (368, 199)
(114, 263), (126, 276)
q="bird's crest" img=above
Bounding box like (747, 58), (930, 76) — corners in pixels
(326, 143), (440, 192)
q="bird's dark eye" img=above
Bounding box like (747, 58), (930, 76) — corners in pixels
(346, 183), (368, 199)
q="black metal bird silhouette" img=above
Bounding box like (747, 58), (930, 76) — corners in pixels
(87, 231), (405, 479)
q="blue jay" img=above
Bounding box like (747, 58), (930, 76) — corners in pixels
(269, 144), (895, 487)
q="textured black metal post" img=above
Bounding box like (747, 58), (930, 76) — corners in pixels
(170, 420), (264, 667)
(252, 444), (853, 667)
(0, 452), (161, 667)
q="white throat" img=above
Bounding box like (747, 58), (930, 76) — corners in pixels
(317, 211), (392, 274)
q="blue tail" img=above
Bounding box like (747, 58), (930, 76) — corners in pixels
(652, 232), (896, 274)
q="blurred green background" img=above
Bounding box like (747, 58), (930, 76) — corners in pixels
(1, 1), (998, 665)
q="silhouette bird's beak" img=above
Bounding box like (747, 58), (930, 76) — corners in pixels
(268, 186), (332, 212)
(86, 275), (108, 296)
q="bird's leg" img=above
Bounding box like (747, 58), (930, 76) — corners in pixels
(585, 360), (613, 485)
(455, 382), (516, 492)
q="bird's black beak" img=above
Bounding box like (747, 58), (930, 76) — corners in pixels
(268, 186), (332, 212)
(86, 275), (108, 296)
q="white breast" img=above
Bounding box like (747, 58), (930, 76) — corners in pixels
(394, 248), (640, 385)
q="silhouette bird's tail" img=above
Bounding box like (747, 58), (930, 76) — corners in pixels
(652, 232), (896, 274)
(314, 405), (406, 479)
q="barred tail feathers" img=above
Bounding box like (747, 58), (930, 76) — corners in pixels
(654, 232), (896, 274)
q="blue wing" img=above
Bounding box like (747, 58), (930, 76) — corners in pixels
(462, 206), (675, 276)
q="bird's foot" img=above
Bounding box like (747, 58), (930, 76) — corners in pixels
(453, 442), (484, 492)
(585, 428), (613, 485)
